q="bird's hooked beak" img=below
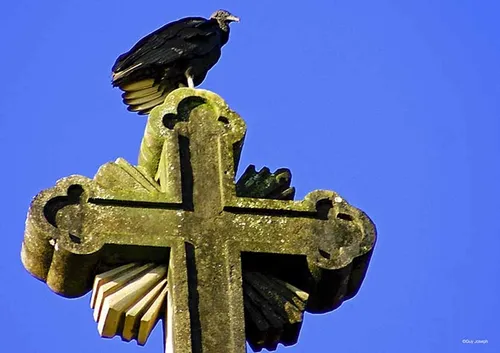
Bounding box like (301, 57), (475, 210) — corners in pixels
(226, 15), (240, 23)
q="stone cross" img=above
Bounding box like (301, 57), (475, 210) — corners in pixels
(21, 89), (376, 353)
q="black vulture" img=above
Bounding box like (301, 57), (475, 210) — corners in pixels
(111, 9), (239, 115)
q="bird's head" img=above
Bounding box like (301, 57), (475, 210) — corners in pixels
(210, 9), (240, 29)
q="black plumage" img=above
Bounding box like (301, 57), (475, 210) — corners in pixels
(112, 9), (239, 115)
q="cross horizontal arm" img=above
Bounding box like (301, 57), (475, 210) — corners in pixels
(22, 171), (375, 299)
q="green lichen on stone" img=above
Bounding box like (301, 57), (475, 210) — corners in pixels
(139, 88), (246, 182)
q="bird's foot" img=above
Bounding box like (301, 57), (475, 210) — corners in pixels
(185, 68), (195, 88)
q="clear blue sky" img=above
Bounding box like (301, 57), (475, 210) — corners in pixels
(1, 1), (499, 352)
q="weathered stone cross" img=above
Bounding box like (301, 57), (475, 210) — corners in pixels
(21, 89), (376, 352)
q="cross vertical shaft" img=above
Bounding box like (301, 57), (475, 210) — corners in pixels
(166, 104), (246, 352)
(188, 105), (226, 218)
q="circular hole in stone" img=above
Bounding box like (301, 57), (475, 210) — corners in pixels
(337, 213), (354, 221)
(218, 116), (230, 125)
(69, 233), (82, 244)
(319, 249), (331, 259)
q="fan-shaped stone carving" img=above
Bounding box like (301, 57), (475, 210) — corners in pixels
(236, 165), (295, 200)
(91, 264), (310, 351)
(243, 272), (309, 351)
(91, 263), (168, 345)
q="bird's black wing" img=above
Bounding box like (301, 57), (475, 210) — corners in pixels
(112, 18), (221, 74)
(136, 26), (222, 65)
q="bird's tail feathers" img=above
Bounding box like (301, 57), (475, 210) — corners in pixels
(120, 81), (177, 115)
